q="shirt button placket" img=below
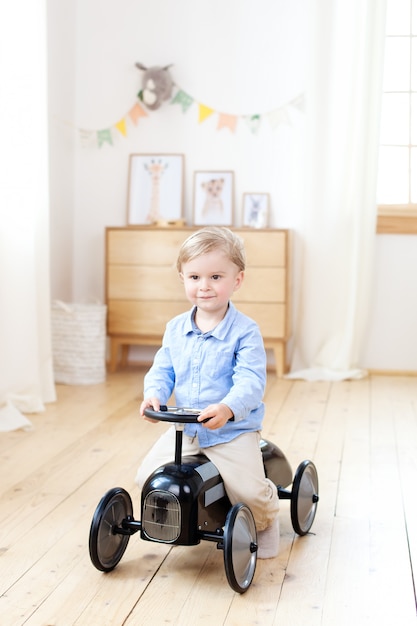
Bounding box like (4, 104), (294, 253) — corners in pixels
(190, 335), (203, 406)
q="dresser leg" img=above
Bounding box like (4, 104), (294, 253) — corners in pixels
(109, 339), (120, 373)
(272, 341), (286, 378)
(121, 345), (130, 368)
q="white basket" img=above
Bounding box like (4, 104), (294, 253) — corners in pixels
(51, 301), (107, 385)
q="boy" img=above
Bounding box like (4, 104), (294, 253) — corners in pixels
(135, 226), (280, 558)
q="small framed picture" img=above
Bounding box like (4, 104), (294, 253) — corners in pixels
(127, 153), (184, 225)
(242, 193), (269, 228)
(193, 171), (234, 226)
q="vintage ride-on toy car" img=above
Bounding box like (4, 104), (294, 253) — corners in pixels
(89, 406), (319, 593)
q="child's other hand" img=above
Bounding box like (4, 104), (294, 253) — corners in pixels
(140, 397), (161, 423)
(198, 403), (233, 430)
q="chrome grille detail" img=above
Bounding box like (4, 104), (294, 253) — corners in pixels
(142, 490), (181, 542)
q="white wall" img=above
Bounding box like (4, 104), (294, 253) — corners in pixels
(47, 0), (417, 372)
(361, 235), (417, 371)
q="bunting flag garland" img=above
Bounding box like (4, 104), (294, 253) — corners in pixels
(73, 82), (303, 148)
(128, 102), (148, 125)
(171, 89), (194, 113)
(267, 107), (291, 129)
(244, 114), (262, 134)
(217, 112), (238, 133)
(289, 94), (305, 112)
(77, 101), (148, 148)
(198, 103), (214, 123)
(79, 129), (96, 148)
(97, 129), (113, 148)
(115, 118), (127, 137)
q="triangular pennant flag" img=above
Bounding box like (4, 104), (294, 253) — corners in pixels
(115, 118), (127, 137)
(97, 129), (113, 148)
(289, 93), (305, 112)
(198, 103), (214, 123)
(79, 129), (96, 148)
(217, 113), (237, 133)
(171, 89), (194, 113)
(267, 107), (291, 129)
(129, 102), (148, 125)
(243, 114), (261, 134)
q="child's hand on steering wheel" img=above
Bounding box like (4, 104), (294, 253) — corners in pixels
(198, 403), (234, 430)
(140, 397), (161, 423)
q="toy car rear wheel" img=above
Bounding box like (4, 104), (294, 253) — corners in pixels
(89, 487), (133, 572)
(290, 460), (319, 536)
(223, 502), (257, 593)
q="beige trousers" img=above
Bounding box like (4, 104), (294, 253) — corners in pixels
(135, 427), (280, 531)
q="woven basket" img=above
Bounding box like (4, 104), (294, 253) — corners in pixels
(51, 301), (107, 385)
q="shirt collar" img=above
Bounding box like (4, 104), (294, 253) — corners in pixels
(183, 301), (238, 339)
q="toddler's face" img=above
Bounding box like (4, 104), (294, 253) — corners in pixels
(180, 250), (243, 313)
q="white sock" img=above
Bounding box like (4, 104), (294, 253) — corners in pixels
(257, 517), (280, 559)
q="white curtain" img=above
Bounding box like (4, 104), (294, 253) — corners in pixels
(0, 0), (56, 429)
(288, 0), (387, 381)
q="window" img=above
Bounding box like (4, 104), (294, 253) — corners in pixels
(377, 0), (417, 233)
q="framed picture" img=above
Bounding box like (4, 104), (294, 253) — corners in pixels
(127, 153), (184, 225)
(193, 171), (234, 226)
(242, 193), (269, 228)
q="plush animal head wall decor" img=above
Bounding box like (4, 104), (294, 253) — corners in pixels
(135, 62), (174, 110)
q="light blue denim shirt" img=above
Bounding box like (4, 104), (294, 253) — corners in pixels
(143, 301), (266, 447)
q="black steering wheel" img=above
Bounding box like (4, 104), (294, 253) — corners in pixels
(144, 405), (202, 423)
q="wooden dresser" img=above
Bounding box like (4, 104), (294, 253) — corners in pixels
(106, 226), (291, 376)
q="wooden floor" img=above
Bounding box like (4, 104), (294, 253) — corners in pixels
(1, 369), (416, 625)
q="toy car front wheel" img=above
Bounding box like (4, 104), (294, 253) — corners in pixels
(223, 503), (257, 593)
(290, 460), (319, 536)
(89, 487), (133, 572)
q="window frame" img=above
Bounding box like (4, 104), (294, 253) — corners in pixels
(376, 0), (416, 235)
(377, 206), (417, 234)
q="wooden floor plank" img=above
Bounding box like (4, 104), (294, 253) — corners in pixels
(367, 376), (417, 624)
(272, 381), (357, 625)
(0, 371), (143, 493)
(395, 399), (417, 597)
(123, 542), (224, 626)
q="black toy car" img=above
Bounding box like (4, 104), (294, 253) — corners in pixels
(89, 406), (319, 593)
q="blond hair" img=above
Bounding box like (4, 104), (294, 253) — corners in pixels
(176, 226), (246, 273)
